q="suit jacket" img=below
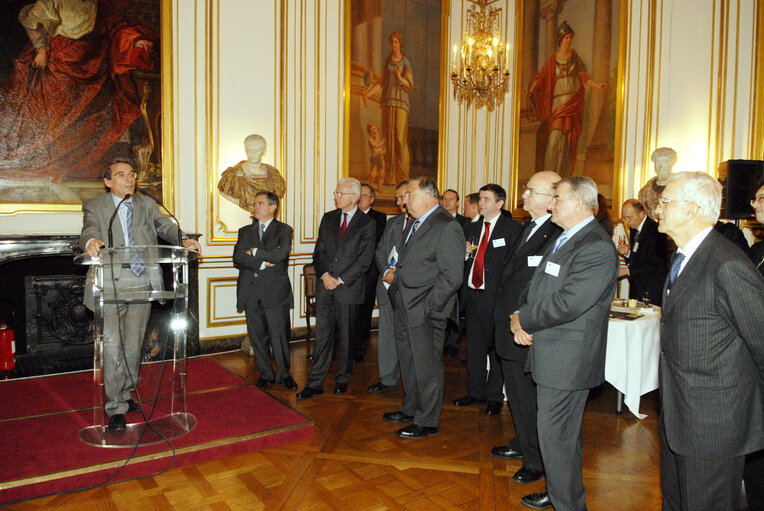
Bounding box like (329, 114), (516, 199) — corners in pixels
(494, 218), (562, 361)
(463, 214), (523, 305)
(79, 193), (183, 310)
(624, 216), (667, 305)
(518, 218), (620, 390)
(362, 208), (387, 302)
(660, 229), (764, 458)
(455, 213), (470, 232)
(375, 214), (408, 307)
(750, 240), (764, 277)
(313, 208), (375, 304)
(233, 219), (293, 310)
(393, 206), (465, 327)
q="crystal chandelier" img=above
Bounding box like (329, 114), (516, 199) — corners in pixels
(450, 0), (511, 111)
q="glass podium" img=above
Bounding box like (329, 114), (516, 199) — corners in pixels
(74, 246), (197, 448)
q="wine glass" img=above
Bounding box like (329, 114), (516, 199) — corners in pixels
(641, 291), (651, 307)
(468, 235), (478, 258)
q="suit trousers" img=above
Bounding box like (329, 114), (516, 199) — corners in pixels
(376, 299), (400, 386)
(501, 358), (542, 472)
(536, 385), (589, 511)
(307, 290), (356, 387)
(102, 273), (151, 418)
(660, 418), (745, 511)
(244, 297), (291, 383)
(393, 293), (445, 428)
(354, 298), (375, 359)
(465, 290), (504, 402)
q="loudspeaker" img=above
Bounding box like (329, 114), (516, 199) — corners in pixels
(718, 159), (764, 219)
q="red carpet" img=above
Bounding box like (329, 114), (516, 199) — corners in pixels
(0, 357), (313, 504)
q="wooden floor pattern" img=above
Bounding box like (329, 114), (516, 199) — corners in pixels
(6, 336), (663, 510)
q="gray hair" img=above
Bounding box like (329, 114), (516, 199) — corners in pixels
(558, 176), (598, 210)
(338, 176), (362, 196)
(668, 171), (721, 223)
(411, 175), (440, 198)
(651, 147), (678, 164)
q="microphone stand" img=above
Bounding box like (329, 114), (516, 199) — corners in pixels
(134, 188), (183, 247)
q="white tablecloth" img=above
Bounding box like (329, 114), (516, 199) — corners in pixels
(605, 309), (661, 419)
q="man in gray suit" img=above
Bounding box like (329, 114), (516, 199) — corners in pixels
(382, 176), (465, 438)
(510, 176), (619, 510)
(80, 158), (201, 432)
(656, 171), (764, 511)
(367, 180), (410, 394)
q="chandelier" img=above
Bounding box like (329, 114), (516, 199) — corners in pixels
(450, 0), (511, 111)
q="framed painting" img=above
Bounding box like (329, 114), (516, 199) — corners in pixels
(512, 0), (627, 208)
(0, 0), (173, 215)
(344, 0), (447, 214)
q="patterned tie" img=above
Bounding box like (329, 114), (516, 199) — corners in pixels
(514, 219), (536, 254)
(403, 216), (411, 232)
(405, 219), (420, 245)
(551, 232), (568, 254)
(668, 252), (685, 287)
(339, 212), (348, 238)
(124, 201), (145, 276)
(471, 221), (491, 288)
(259, 222), (266, 241)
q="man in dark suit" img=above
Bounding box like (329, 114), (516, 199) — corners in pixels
(454, 184), (521, 415)
(510, 176), (619, 511)
(233, 192), (297, 391)
(367, 181), (410, 394)
(80, 158), (201, 432)
(656, 171), (764, 511)
(617, 199), (667, 306)
(440, 188), (470, 230)
(463, 192), (480, 225)
(491, 171), (562, 486)
(296, 177), (375, 399)
(382, 176), (464, 438)
(749, 183), (764, 277)
(442, 190), (474, 357)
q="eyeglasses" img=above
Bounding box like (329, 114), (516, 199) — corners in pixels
(551, 194), (575, 202)
(656, 197), (689, 208)
(333, 191), (357, 198)
(360, 193), (372, 199)
(751, 196), (764, 208)
(112, 171), (136, 179)
(524, 187), (553, 198)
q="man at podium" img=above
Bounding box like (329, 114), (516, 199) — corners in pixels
(79, 158), (201, 432)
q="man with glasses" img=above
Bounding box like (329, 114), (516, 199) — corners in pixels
(509, 176), (619, 510)
(655, 171), (764, 511)
(297, 177), (375, 399)
(80, 158), (201, 432)
(749, 185), (764, 277)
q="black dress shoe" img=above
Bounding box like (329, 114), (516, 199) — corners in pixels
(296, 386), (323, 400)
(366, 381), (397, 393)
(491, 445), (523, 460)
(484, 401), (502, 415)
(521, 492), (553, 510)
(453, 395), (485, 407)
(126, 399), (141, 414)
(383, 411), (414, 423)
(512, 467), (545, 484)
(255, 377), (274, 389)
(279, 376), (298, 390)
(108, 414), (126, 432)
(333, 383), (348, 394)
(352, 352), (365, 363)
(396, 424), (438, 439)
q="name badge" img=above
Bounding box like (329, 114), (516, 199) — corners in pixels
(492, 238), (506, 248)
(545, 261), (561, 277)
(632, 242), (640, 253)
(527, 255), (542, 267)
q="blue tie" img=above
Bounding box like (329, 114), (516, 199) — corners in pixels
(668, 252), (685, 287)
(551, 232), (568, 254)
(124, 201), (145, 276)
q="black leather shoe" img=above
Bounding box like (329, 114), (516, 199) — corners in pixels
(443, 345), (459, 357)
(512, 467), (545, 484)
(521, 492), (553, 510)
(108, 414), (126, 432)
(352, 352), (365, 363)
(255, 377), (274, 389)
(491, 445), (523, 460)
(485, 401), (502, 415)
(396, 424), (438, 439)
(279, 377), (298, 390)
(454, 395), (485, 407)
(126, 399), (141, 414)
(333, 383), (348, 394)
(366, 381), (397, 394)
(296, 386), (323, 400)
(383, 411), (414, 423)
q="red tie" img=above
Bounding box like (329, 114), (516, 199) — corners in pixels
(339, 212), (348, 238)
(403, 216), (411, 232)
(471, 221), (491, 288)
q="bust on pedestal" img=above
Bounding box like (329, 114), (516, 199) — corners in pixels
(218, 135), (286, 212)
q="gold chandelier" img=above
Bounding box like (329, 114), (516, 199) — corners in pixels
(450, 0), (511, 111)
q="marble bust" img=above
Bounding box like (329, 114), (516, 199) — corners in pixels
(218, 134), (286, 212)
(638, 147), (677, 220)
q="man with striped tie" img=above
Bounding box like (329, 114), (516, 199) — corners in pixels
(80, 158), (201, 432)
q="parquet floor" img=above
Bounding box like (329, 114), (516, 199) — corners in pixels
(6, 336), (664, 510)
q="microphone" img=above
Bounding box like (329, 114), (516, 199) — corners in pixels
(135, 188), (183, 247)
(107, 193), (132, 248)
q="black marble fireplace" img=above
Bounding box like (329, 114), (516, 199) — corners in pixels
(0, 235), (200, 377)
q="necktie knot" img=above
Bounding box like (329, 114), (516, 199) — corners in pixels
(552, 232), (568, 254)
